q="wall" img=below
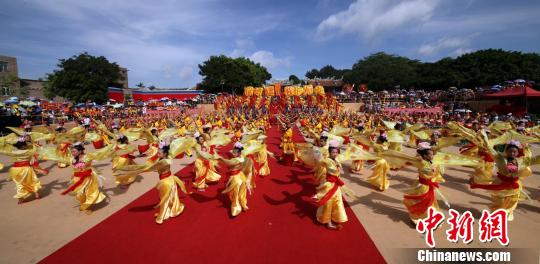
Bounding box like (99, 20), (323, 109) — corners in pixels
(0, 55), (19, 98)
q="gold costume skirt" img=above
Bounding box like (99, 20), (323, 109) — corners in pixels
(487, 183), (524, 221)
(193, 158), (221, 189)
(316, 184), (347, 224)
(352, 160), (363, 172)
(222, 172), (248, 217)
(259, 159), (270, 176)
(408, 135), (417, 148)
(9, 166), (41, 199)
(367, 159), (390, 191)
(282, 141), (297, 161)
(403, 184), (439, 222)
(113, 157), (138, 186)
(66, 170), (106, 211)
(155, 175), (186, 224)
(57, 144), (71, 168)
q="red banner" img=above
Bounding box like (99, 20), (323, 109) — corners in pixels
(384, 107), (442, 114)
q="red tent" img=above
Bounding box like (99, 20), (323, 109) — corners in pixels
(484, 86), (540, 116)
(484, 86), (540, 98)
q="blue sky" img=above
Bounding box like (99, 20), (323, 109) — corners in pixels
(1, 0), (539, 88)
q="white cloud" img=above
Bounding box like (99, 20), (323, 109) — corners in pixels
(230, 39), (255, 57)
(418, 36), (472, 56)
(316, 0), (440, 40)
(452, 48), (473, 57)
(17, 0), (286, 87)
(28, 0), (283, 38)
(249, 51), (291, 69)
(179, 67), (193, 81)
(81, 29), (204, 87)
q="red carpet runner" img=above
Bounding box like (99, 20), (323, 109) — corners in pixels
(41, 126), (385, 264)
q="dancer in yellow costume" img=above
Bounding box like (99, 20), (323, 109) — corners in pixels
(448, 122), (495, 183)
(42, 142), (114, 212)
(281, 125), (297, 161)
(93, 121), (144, 187)
(111, 135), (140, 187)
(311, 133), (330, 183)
(114, 139), (192, 224)
(255, 135), (273, 177)
(219, 142), (253, 217)
(350, 123), (370, 173)
(0, 135), (45, 203)
(54, 126), (86, 168)
(314, 140), (358, 230)
(470, 135), (540, 221)
(176, 124), (192, 157)
(192, 132), (223, 191)
(356, 133), (391, 191)
(383, 142), (479, 224)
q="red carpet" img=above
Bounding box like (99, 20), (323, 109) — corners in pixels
(41, 125), (385, 264)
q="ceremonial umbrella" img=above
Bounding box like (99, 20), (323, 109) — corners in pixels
(19, 100), (37, 107)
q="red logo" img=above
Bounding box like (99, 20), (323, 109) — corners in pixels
(446, 209), (474, 244)
(416, 207), (445, 248)
(478, 209), (509, 246)
(416, 209), (509, 247)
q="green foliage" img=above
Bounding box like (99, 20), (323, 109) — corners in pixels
(44, 52), (123, 103)
(288, 74), (301, 84)
(305, 65), (348, 79)
(0, 74), (19, 96)
(198, 55), (271, 93)
(342, 49), (540, 91)
(345, 52), (421, 90)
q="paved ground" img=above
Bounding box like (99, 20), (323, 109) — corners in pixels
(0, 135), (539, 263)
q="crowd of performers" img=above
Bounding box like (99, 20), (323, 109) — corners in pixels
(1, 104), (540, 229)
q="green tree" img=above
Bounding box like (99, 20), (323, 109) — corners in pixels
(318, 65), (342, 79)
(198, 55), (271, 93)
(345, 52), (421, 91)
(44, 52), (123, 103)
(305, 68), (319, 79)
(452, 49), (540, 88)
(305, 65), (349, 80)
(136, 82), (145, 88)
(288, 74), (301, 84)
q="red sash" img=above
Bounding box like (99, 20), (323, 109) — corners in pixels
(403, 177), (438, 215)
(228, 169), (242, 179)
(62, 169), (92, 195)
(138, 144), (150, 153)
(360, 143), (370, 151)
(149, 153), (158, 163)
(60, 143), (71, 153)
(92, 139), (105, 149)
(459, 143), (475, 154)
(33, 154), (40, 168)
(478, 150), (494, 162)
(471, 173), (519, 190)
(120, 154), (136, 160)
(159, 171), (172, 180)
(247, 154), (260, 178)
(13, 161), (31, 167)
(316, 174), (344, 207)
